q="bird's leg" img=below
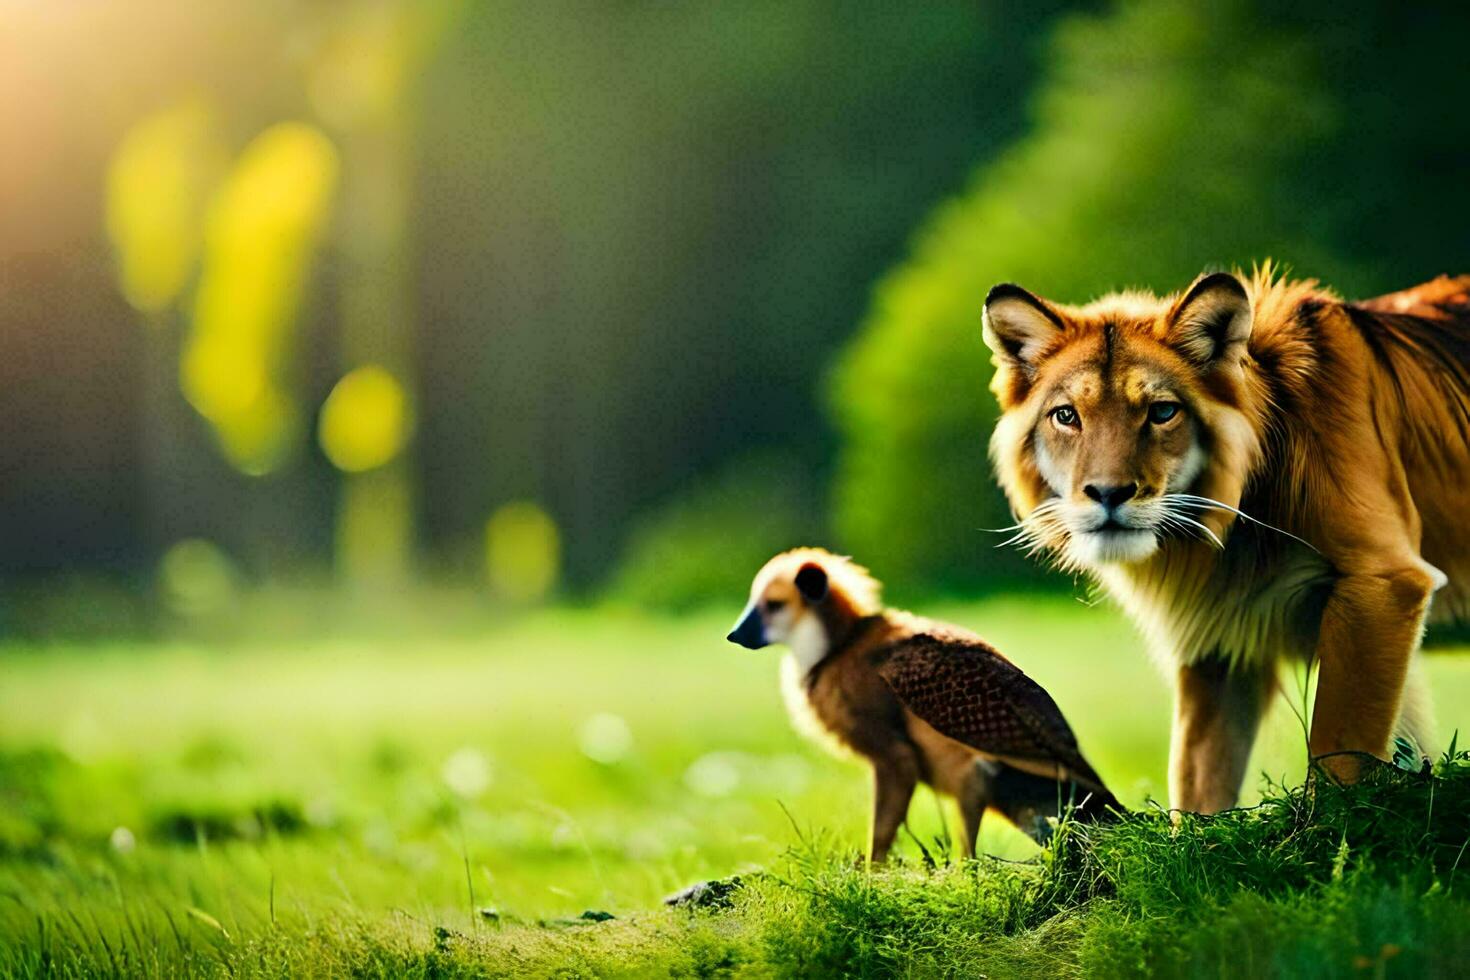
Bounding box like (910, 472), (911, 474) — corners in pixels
(956, 761), (993, 858)
(869, 749), (918, 864)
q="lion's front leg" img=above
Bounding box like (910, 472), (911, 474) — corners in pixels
(1310, 563), (1441, 782)
(1170, 658), (1274, 814)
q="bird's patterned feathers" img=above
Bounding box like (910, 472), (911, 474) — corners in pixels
(876, 629), (1112, 797)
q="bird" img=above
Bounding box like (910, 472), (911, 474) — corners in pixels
(728, 547), (1120, 862)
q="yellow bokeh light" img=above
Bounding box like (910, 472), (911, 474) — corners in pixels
(214, 386), (301, 477)
(485, 501), (561, 604)
(180, 334), (268, 422)
(318, 365), (411, 473)
(105, 97), (225, 315)
(181, 120), (339, 476)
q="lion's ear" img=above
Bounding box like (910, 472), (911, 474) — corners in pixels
(983, 284), (1065, 369)
(1170, 272), (1251, 366)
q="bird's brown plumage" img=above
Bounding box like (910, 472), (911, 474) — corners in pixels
(876, 628), (1114, 801)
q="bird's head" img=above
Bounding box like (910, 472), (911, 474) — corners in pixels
(726, 549), (882, 660)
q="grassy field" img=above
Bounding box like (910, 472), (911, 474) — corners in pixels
(5, 595), (1470, 976)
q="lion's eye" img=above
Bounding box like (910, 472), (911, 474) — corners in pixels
(1147, 402), (1181, 425)
(1050, 406), (1079, 429)
(764, 599), (787, 613)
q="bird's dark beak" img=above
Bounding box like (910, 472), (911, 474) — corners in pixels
(726, 605), (767, 650)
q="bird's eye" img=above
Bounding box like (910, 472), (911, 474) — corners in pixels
(764, 599), (787, 613)
(1147, 402), (1181, 425)
(1050, 406), (1080, 429)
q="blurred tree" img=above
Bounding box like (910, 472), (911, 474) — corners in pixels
(307, 0), (462, 590)
(415, 0), (1081, 589)
(4, 0), (1080, 606)
(1, 3), (314, 586)
(106, 98), (224, 319)
(107, 113), (340, 587)
(184, 121), (339, 476)
(92, 1), (463, 603)
(832, 0), (1470, 593)
(105, 98), (229, 564)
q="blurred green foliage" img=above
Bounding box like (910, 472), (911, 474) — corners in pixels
(832, 0), (1470, 591)
(609, 452), (821, 612)
(418, 1), (1077, 590)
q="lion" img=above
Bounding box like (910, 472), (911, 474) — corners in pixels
(980, 265), (1470, 813)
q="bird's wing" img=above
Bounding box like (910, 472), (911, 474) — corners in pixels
(876, 632), (1110, 793)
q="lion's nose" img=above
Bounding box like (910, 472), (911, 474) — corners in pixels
(1084, 483), (1138, 509)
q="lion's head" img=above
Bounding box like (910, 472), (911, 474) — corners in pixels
(983, 272), (1264, 571)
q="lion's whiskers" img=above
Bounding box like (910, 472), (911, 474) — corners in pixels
(986, 490), (1309, 564)
(1168, 514), (1223, 549)
(989, 498), (1066, 555)
(1152, 499), (1225, 550)
(1164, 493), (1320, 553)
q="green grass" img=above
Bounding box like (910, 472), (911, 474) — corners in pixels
(5, 596), (1470, 976)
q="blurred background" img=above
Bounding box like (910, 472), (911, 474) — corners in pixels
(6, 0), (1470, 631)
(3, 0), (1065, 634)
(5, 0), (1470, 942)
